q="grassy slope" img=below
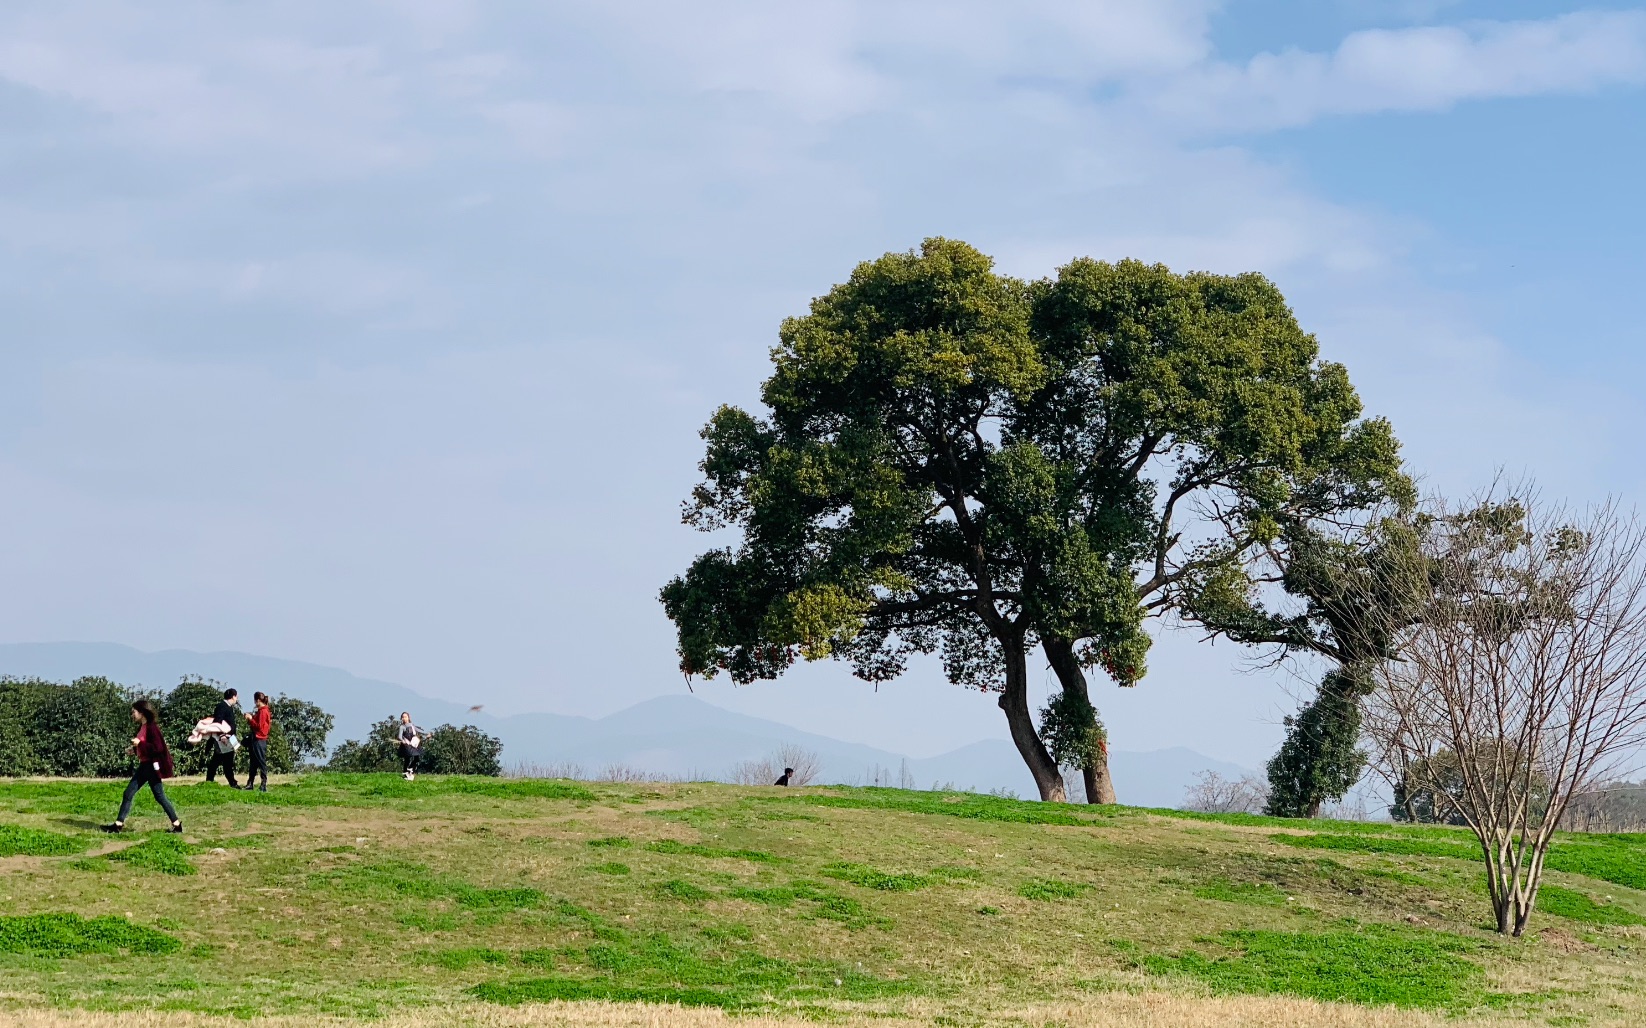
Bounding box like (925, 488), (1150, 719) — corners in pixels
(1, 775), (1644, 1026)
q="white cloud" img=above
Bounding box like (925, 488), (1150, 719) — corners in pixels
(1141, 9), (1646, 132)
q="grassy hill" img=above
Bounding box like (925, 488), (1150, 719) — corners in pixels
(1, 776), (1644, 1027)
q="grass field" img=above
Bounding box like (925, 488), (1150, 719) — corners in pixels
(2, 774), (1644, 1026)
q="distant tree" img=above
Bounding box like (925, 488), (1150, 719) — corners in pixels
(326, 718), (502, 776)
(1181, 769), (1271, 815)
(269, 695), (334, 767)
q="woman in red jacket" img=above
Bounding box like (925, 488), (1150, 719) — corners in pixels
(243, 691), (272, 792)
(103, 699), (182, 833)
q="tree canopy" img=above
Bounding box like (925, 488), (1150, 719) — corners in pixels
(663, 239), (1403, 802)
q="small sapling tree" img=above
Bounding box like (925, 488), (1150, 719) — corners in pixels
(1361, 487), (1646, 936)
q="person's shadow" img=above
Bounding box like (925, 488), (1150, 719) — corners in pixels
(55, 818), (103, 832)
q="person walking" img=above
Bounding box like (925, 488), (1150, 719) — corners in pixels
(103, 699), (182, 834)
(243, 692), (273, 792)
(397, 711), (424, 781)
(204, 687), (243, 788)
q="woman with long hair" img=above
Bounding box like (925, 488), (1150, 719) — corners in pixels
(397, 711), (424, 781)
(104, 698), (182, 834)
(243, 691), (272, 792)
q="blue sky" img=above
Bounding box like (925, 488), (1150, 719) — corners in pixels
(2, 1), (1644, 773)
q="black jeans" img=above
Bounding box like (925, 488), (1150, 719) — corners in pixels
(399, 744), (420, 775)
(246, 738), (269, 790)
(205, 747), (240, 787)
(117, 766), (179, 824)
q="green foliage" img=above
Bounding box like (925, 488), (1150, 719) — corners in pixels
(0, 913), (180, 956)
(1037, 688), (1106, 770)
(590, 862), (631, 876)
(269, 695), (334, 767)
(663, 240), (1403, 801)
(1017, 879), (1089, 901)
(1544, 839), (1646, 891)
(0, 823), (86, 857)
(0, 676), (133, 777)
(325, 717), (503, 776)
(1142, 927), (1481, 1008)
(820, 861), (933, 892)
(1264, 670), (1367, 818)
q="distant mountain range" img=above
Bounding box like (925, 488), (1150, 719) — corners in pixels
(0, 642), (1250, 807)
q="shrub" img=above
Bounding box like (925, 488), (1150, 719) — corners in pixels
(326, 717), (503, 776)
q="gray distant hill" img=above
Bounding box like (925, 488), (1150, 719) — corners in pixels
(0, 642), (1249, 807)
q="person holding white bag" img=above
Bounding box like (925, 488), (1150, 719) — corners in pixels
(397, 711), (426, 781)
(204, 687), (244, 789)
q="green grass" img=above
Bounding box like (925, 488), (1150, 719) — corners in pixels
(819, 860), (933, 892)
(1537, 885), (1646, 926)
(1017, 878), (1090, 901)
(0, 823), (86, 857)
(0, 914), (180, 956)
(1142, 926), (1483, 1008)
(467, 928), (917, 1010)
(1, 774), (1644, 1023)
(773, 787), (1107, 826)
(106, 834), (199, 876)
(1193, 879), (1292, 908)
(643, 838), (782, 863)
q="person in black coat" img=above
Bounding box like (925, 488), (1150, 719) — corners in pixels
(204, 688), (243, 789)
(774, 767), (794, 787)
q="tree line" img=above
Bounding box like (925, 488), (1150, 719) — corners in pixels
(0, 676), (502, 777)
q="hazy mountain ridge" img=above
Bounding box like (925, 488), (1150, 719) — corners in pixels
(0, 642), (1250, 806)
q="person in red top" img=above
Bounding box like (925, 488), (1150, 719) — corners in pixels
(104, 698), (182, 833)
(243, 691), (273, 792)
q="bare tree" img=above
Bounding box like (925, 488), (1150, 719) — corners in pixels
(1360, 488), (1646, 936)
(1180, 769), (1271, 814)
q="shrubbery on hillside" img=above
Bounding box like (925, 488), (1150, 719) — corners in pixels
(0, 674), (331, 778)
(326, 717), (503, 776)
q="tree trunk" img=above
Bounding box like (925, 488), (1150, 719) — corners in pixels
(1043, 636), (1117, 804)
(998, 639), (1066, 802)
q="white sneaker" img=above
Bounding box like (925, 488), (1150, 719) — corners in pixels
(408, 772), (415, 781)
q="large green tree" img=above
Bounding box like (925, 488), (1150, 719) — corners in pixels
(662, 240), (1403, 803)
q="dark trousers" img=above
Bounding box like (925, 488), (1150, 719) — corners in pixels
(399, 744), (420, 774)
(205, 747), (240, 787)
(246, 738), (269, 790)
(117, 766), (179, 824)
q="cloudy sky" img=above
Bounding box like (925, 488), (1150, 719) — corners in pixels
(2, 1), (1644, 770)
